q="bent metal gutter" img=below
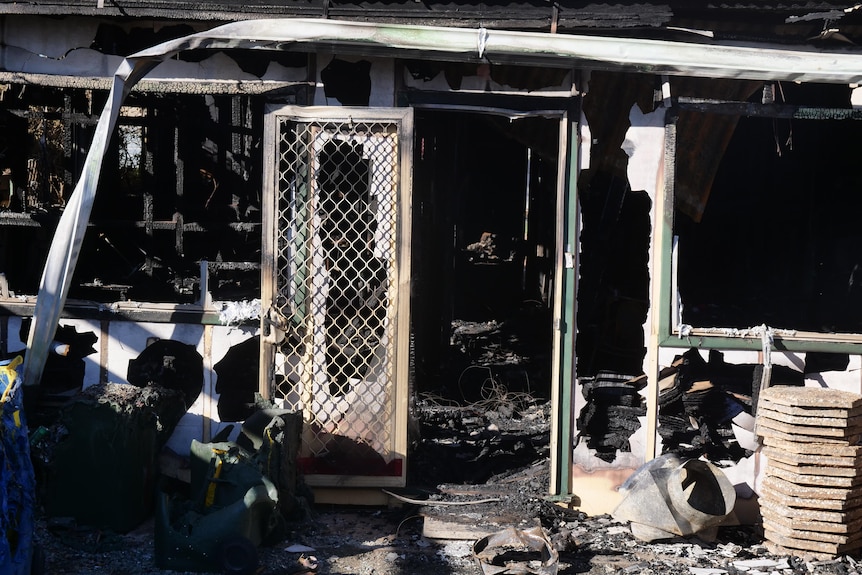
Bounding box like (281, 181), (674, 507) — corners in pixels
(21, 17), (862, 387)
(129, 18), (862, 84)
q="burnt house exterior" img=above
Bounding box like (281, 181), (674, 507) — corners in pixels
(1, 1), (862, 510)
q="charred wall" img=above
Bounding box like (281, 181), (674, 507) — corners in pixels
(574, 75), (862, 468)
(576, 71), (654, 378)
(0, 86), (267, 304)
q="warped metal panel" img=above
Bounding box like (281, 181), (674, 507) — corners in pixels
(262, 106), (412, 487)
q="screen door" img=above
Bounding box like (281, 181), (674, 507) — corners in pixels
(262, 106), (412, 487)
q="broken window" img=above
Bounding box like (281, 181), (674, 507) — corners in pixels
(0, 87), (264, 305)
(674, 81), (862, 336)
(649, 80), (862, 469)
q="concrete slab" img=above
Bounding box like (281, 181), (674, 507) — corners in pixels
(760, 488), (862, 512)
(756, 418), (862, 443)
(762, 475), (862, 503)
(760, 386), (862, 411)
(763, 540), (844, 561)
(764, 529), (862, 556)
(762, 445), (862, 468)
(767, 464), (861, 486)
(762, 436), (862, 457)
(760, 403), (855, 419)
(759, 497), (862, 524)
(764, 519), (862, 544)
(757, 405), (862, 429)
(760, 505), (862, 534)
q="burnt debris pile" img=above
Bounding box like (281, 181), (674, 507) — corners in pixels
(576, 371), (646, 462)
(575, 348), (806, 465)
(657, 349), (803, 463)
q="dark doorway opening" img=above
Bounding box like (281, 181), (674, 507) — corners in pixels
(410, 110), (559, 404)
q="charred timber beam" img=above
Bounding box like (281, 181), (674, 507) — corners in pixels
(0, 299), (231, 324)
(0, 216), (263, 233)
(675, 99), (862, 120)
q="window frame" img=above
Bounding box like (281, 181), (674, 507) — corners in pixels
(659, 99), (862, 354)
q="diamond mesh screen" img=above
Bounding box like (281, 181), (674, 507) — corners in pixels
(271, 118), (402, 476)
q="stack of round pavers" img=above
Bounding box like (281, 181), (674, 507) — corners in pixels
(757, 385), (862, 559)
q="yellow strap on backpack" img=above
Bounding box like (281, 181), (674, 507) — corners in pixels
(0, 355), (24, 404)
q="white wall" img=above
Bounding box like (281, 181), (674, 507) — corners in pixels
(0, 16), (307, 83)
(312, 54), (395, 107)
(7, 314), (258, 458)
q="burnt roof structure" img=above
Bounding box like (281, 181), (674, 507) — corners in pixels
(2, 0), (862, 47)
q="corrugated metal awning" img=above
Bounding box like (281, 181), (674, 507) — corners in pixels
(126, 18), (862, 84)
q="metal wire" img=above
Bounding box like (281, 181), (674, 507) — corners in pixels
(271, 118), (400, 464)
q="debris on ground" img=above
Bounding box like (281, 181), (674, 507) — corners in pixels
(26, 391), (862, 575)
(22, 321), (862, 575)
(612, 454), (737, 543)
(472, 525), (559, 575)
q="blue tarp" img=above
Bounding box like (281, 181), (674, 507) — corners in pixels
(0, 356), (34, 575)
